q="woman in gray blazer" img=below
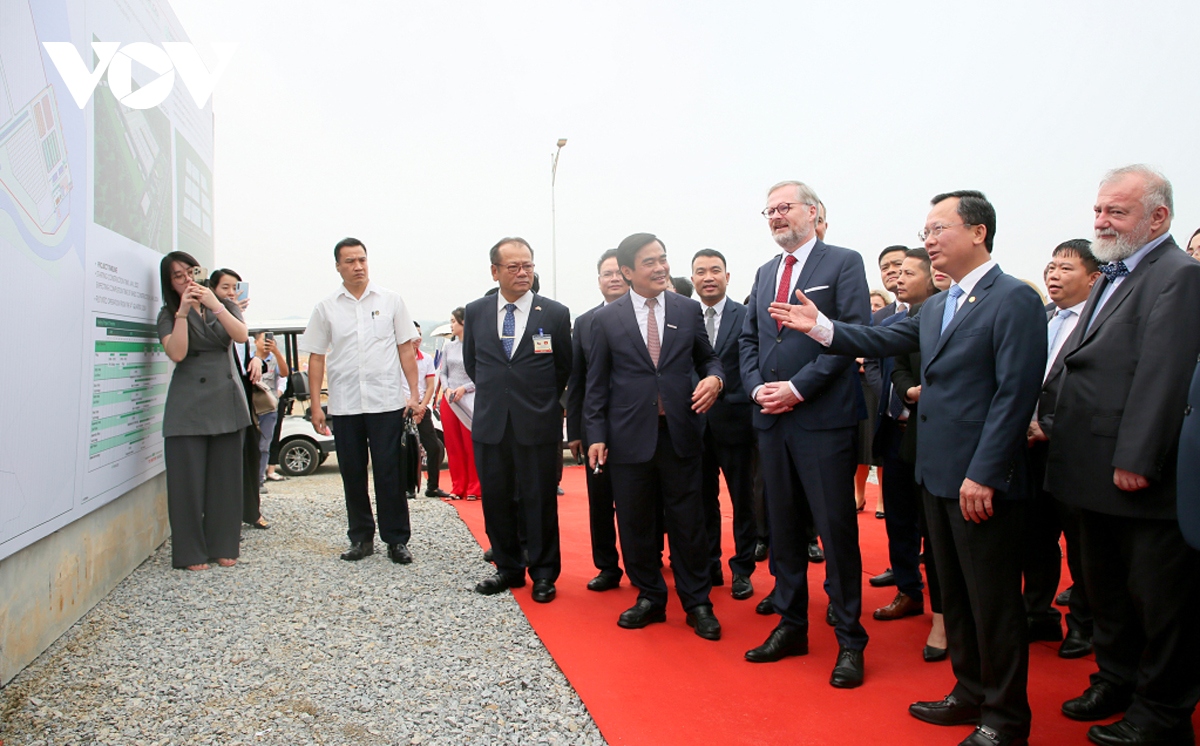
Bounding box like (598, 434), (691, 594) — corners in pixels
(157, 252), (252, 570)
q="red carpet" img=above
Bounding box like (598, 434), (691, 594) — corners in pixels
(448, 465), (1185, 745)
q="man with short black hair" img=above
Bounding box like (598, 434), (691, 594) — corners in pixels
(566, 249), (627, 591)
(301, 238), (424, 564)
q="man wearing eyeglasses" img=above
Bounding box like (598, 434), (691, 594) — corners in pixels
(770, 190), (1046, 746)
(738, 180), (871, 688)
(566, 249), (628, 592)
(464, 237), (573, 603)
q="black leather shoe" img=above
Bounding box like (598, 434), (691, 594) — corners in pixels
(586, 572), (621, 592)
(869, 568), (897, 587)
(686, 604), (721, 641)
(425, 488), (451, 498)
(1062, 682), (1133, 721)
(745, 624), (808, 662)
(908, 695), (982, 726)
(830, 646), (864, 688)
(959, 725), (1028, 746)
(826, 603), (837, 627)
(808, 541), (825, 563)
(475, 573), (525, 595)
(387, 543), (413, 564)
(1028, 616), (1063, 642)
(731, 574), (754, 600)
(1055, 586), (1072, 607)
(923, 645), (948, 662)
(756, 592), (776, 615)
(340, 541), (374, 561)
(1087, 718), (1194, 746)
(483, 547), (493, 563)
(618, 599), (666, 629)
(710, 567), (725, 587)
(1059, 629), (1093, 659)
(754, 539), (769, 562)
(531, 579), (556, 603)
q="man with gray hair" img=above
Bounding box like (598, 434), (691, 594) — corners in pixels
(1048, 165), (1200, 746)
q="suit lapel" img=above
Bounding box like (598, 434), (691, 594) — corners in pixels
(759, 255), (783, 320)
(713, 302), (740, 353)
(617, 295), (655, 368)
(793, 242), (827, 299)
(513, 294), (544, 359)
(657, 293), (680, 365)
(1078, 275), (1136, 345)
(927, 265), (1001, 364)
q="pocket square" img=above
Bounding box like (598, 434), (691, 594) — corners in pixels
(803, 285), (830, 293)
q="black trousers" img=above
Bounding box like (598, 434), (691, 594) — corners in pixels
(475, 419), (561, 582)
(164, 431), (243, 568)
(925, 489), (1029, 739)
(608, 419), (710, 611)
(701, 428), (757, 578)
(758, 423), (865, 650)
(331, 410), (411, 545)
(1056, 499), (1091, 635)
(584, 445), (622, 577)
(1024, 442), (1091, 634)
(879, 420), (923, 601)
(1080, 509), (1200, 731)
(240, 423), (262, 524)
(408, 414), (442, 492)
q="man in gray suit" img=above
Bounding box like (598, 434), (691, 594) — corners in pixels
(1048, 166), (1200, 746)
(773, 190), (1046, 746)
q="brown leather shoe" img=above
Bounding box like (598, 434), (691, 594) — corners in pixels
(873, 591), (924, 621)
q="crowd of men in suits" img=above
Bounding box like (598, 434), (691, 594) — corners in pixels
(304, 164), (1200, 746)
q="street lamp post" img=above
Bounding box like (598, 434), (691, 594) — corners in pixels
(551, 138), (567, 298)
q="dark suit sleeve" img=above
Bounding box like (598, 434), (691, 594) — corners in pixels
(892, 348), (919, 401)
(462, 304), (477, 383)
(553, 305), (573, 398)
(827, 313), (923, 359)
(1114, 267), (1200, 479)
(791, 250), (871, 398)
(739, 271), (765, 398)
(965, 285), (1047, 491)
(584, 315), (613, 447)
(565, 314), (587, 442)
(691, 303), (724, 383)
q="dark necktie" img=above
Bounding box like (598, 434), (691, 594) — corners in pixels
(774, 254), (799, 331)
(502, 303), (516, 358)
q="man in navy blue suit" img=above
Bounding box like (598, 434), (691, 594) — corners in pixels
(691, 248), (757, 600)
(772, 190), (1046, 746)
(738, 180), (871, 688)
(566, 249), (628, 592)
(584, 233), (725, 640)
(463, 237), (573, 604)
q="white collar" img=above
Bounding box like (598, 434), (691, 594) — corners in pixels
(701, 295), (728, 315)
(953, 259), (997, 298)
(497, 290), (534, 313)
(629, 288), (666, 308)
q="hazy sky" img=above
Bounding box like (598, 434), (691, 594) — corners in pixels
(171, 0), (1200, 324)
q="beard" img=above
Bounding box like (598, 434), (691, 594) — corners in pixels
(1092, 214), (1152, 263)
(773, 225), (812, 250)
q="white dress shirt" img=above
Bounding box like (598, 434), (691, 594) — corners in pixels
(1045, 300), (1086, 380)
(629, 288), (666, 346)
(773, 234), (818, 304)
(299, 282), (419, 415)
(496, 290), (535, 353)
(809, 259), (998, 346)
(701, 295), (728, 343)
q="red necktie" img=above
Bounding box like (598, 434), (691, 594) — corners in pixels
(774, 253), (799, 330)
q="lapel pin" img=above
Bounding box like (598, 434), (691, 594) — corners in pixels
(534, 306), (542, 311)
(968, 296), (976, 303)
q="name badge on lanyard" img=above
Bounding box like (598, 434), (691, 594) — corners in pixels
(532, 328), (552, 354)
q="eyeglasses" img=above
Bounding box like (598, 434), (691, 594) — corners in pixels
(495, 262), (535, 274)
(917, 223), (973, 242)
(762, 202), (810, 219)
(599, 270), (623, 280)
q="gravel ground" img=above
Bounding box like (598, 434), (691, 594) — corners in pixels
(1, 459), (606, 746)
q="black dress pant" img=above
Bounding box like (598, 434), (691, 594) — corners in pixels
(701, 428), (757, 578)
(1055, 499), (1092, 635)
(409, 414), (442, 492)
(331, 410), (411, 545)
(925, 488), (1030, 739)
(608, 419), (710, 611)
(164, 431), (244, 567)
(475, 418), (561, 582)
(758, 423), (865, 650)
(1080, 510), (1200, 731)
(879, 420), (923, 601)
(584, 445), (622, 577)
(1022, 441), (1064, 628)
(240, 423), (262, 524)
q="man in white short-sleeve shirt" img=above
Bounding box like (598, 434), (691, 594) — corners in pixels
(300, 237), (423, 564)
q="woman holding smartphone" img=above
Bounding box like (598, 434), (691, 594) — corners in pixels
(438, 307), (481, 500)
(158, 253), (251, 570)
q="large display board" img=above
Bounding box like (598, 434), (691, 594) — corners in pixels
(0, 0), (214, 560)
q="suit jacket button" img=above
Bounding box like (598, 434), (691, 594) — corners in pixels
(776, 336), (782, 343)
(227, 373), (233, 379)
(919, 414), (926, 422)
(1187, 405), (1193, 416)
(199, 377), (206, 383)
(770, 369), (776, 374)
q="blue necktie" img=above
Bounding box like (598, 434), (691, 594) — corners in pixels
(502, 303), (516, 358)
(1046, 307), (1073, 353)
(1099, 261), (1130, 281)
(940, 284), (964, 335)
